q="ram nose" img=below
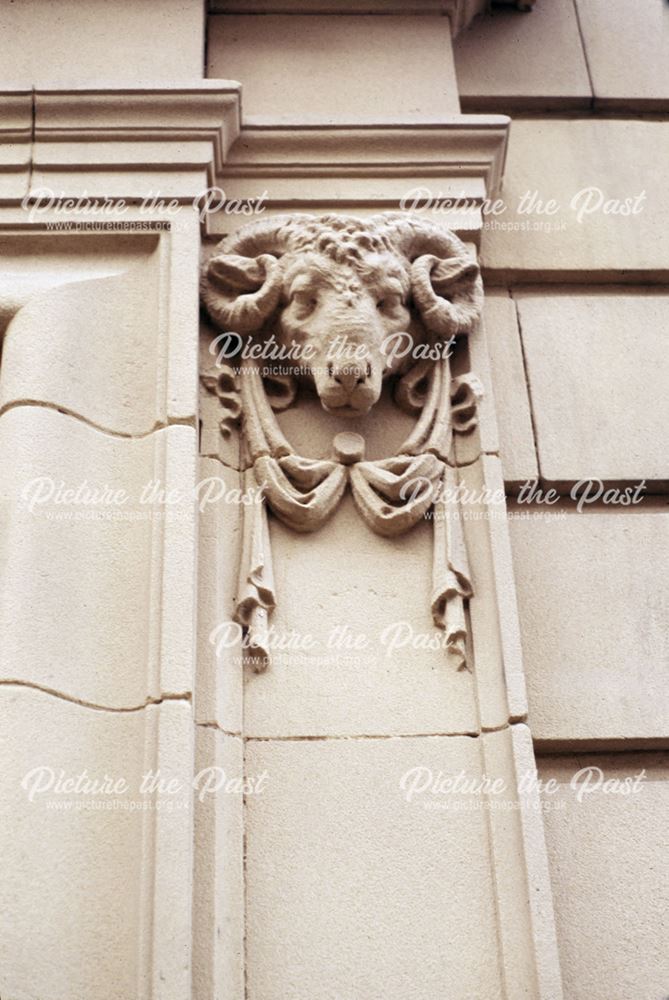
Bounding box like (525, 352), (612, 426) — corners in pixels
(329, 361), (370, 394)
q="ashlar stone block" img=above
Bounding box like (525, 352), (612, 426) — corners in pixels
(245, 735), (505, 1000)
(515, 289), (669, 486)
(0, 237), (198, 436)
(208, 14), (460, 122)
(576, 0), (669, 110)
(0, 407), (197, 709)
(510, 510), (669, 747)
(475, 289), (537, 484)
(0, 689), (193, 1000)
(455, 1), (591, 110)
(0, 0), (205, 86)
(539, 752), (669, 1000)
(481, 120), (669, 277)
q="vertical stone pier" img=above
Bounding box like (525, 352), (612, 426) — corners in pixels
(196, 4), (562, 998)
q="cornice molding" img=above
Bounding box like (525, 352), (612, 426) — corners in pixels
(210, 0), (467, 10)
(209, 117), (510, 238)
(208, 0), (489, 34)
(224, 119), (509, 185)
(0, 90), (32, 135)
(0, 83), (242, 203)
(207, 0), (536, 31)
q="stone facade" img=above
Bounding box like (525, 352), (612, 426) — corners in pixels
(0, 3), (667, 999)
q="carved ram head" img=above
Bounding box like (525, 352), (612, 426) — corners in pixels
(201, 212), (483, 416)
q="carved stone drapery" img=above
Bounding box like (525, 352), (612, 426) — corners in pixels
(201, 212), (484, 672)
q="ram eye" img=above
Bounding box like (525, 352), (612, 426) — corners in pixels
(377, 294), (401, 312)
(292, 291), (317, 312)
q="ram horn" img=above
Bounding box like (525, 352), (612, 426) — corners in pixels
(203, 215), (309, 333)
(373, 211), (483, 339)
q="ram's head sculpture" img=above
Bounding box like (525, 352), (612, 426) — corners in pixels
(201, 212), (482, 415)
(201, 212), (485, 672)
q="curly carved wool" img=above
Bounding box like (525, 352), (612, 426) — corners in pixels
(201, 212), (484, 672)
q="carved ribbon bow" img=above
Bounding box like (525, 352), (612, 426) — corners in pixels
(206, 356), (482, 673)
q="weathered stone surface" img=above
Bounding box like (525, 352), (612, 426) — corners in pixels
(245, 735), (505, 1000)
(192, 726), (244, 1000)
(0, 407), (197, 709)
(0, 91), (31, 200)
(515, 289), (669, 485)
(0, 229), (202, 434)
(481, 120), (669, 277)
(510, 511), (669, 746)
(196, 458), (243, 733)
(210, 121), (507, 232)
(0, 689), (193, 1000)
(478, 290), (537, 483)
(243, 480), (480, 738)
(0, 260), (165, 436)
(455, 2), (591, 110)
(208, 15), (460, 122)
(509, 724), (564, 1000)
(208, 0), (488, 34)
(576, 0), (669, 110)
(539, 752), (669, 1000)
(0, 0), (205, 85)
(482, 725), (563, 999)
(199, 318), (242, 470)
(25, 91), (240, 207)
(458, 457), (529, 728)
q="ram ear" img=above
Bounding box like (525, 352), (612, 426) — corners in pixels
(410, 253), (482, 341)
(202, 252), (283, 333)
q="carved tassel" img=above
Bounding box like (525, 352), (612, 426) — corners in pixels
(233, 466), (276, 673)
(431, 464), (473, 671)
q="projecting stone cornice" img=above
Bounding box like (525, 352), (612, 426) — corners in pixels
(0, 83), (242, 202)
(208, 0), (533, 35)
(209, 117), (510, 238)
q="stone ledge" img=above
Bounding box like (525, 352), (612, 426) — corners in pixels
(0, 83), (242, 202)
(207, 0), (534, 32)
(210, 117), (510, 238)
(209, 0), (487, 35)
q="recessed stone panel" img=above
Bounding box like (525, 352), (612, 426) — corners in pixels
(243, 488), (480, 738)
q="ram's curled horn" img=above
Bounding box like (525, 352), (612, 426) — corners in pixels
(374, 212), (483, 339)
(201, 215), (302, 334)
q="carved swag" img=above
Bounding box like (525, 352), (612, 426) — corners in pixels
(201, 213), (484, 672)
